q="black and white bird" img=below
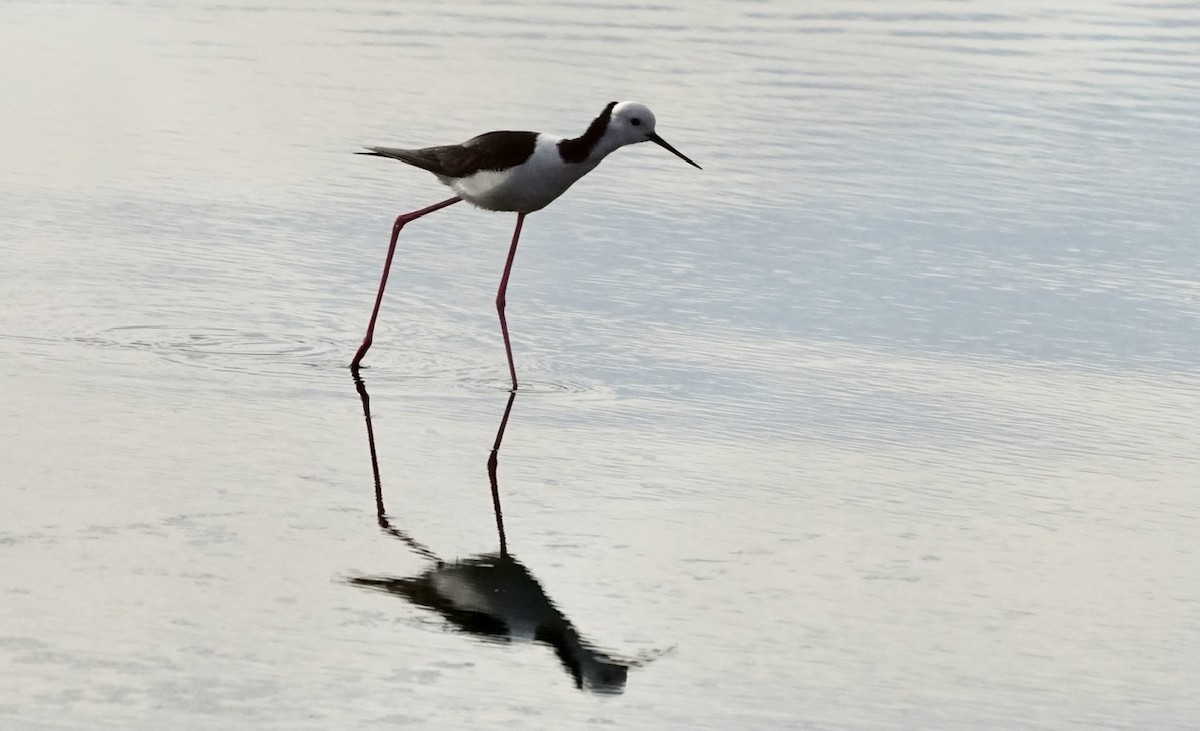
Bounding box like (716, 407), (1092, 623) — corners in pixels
(351, 100), (701, 388)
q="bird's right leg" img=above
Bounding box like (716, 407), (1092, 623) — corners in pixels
(351, 196), (462, 369)
(495, 212), (527, 391)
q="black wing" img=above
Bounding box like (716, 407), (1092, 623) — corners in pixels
(359, 130), (538, 178)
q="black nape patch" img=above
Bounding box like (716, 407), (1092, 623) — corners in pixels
(557, 101), (618, 164)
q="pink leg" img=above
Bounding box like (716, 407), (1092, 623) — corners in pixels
(351, 196), (461, 369)
(495, 213), (527, 391)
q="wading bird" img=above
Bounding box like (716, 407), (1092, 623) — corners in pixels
(352, 101), (701, 389)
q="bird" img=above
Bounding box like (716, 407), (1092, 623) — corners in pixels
(351, 100), (701, 389)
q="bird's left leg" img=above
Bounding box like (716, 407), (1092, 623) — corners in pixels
(351, 196), (461, 369)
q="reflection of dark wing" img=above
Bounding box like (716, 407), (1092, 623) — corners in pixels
(349, 554), (531, 641)
(349, 553), (630, 694)
(359, 131), (538, 178)
(349, 575), (511, 638)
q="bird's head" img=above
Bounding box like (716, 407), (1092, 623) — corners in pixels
(608, 101), (702, 169)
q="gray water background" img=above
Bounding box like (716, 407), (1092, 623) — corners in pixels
(2, 1), (1199, 728)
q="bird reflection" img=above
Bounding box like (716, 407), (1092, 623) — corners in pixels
(347, 374), (632, 694)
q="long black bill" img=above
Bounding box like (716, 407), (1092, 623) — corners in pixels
(647, 131), (702, 170)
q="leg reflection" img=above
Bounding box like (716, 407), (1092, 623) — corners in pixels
(352, 370), (437, 561)
(347, 372), (636, 693)
(486, 390), (517, 557)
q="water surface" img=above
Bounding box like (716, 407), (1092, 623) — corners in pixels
(2, 1), (1199, 728)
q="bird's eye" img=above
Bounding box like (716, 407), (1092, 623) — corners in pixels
(630, 118), (642, 126)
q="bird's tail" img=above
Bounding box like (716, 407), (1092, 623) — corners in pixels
(356, 146), (446, 176)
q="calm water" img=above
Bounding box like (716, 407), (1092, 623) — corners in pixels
(3, 1), (1199, 728)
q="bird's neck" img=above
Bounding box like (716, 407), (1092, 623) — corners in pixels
(557, 102), (618, 165)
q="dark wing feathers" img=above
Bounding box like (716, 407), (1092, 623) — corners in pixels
(359, 131), (538, 179)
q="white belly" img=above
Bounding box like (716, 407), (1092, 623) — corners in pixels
(447, 136), (602, 213)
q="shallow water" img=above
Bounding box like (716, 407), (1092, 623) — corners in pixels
(3, 1), (1199, 728)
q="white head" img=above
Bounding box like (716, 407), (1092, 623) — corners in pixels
(603, 101), (702, 169)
